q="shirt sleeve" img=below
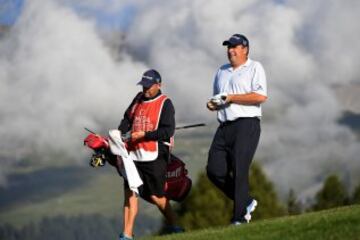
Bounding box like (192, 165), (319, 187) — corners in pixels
(213, 70), (220, 95)
(144, 98), (175, 141)
(118, 92), (143, 133)
(252, 62), (267, 97)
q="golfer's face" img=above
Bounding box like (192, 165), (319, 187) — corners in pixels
(143, 83), (160, 98)
(227, 45), (247, 64)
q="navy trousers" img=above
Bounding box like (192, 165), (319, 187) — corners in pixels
(207, 118), (260, 222)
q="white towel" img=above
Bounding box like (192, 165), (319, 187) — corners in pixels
(108, 129), (143, 194)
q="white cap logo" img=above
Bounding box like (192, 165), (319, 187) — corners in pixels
(143, 75), (153, 80)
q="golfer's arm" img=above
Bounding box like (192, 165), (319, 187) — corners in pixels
(227, 92), (267, 105)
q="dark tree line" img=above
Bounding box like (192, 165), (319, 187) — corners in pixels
(0, 213), (158, 240)
(174, 163), (360, 231)
(312, 174), (360, 211)
(175, 162), (286, 231)
(286, 174), (360, 215)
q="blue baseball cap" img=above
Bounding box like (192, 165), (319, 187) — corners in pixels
(137, 69), (162, 88)
(222, 34), (249, 47)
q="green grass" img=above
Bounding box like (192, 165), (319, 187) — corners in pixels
(0, 168), (161, 227)
(0, 128), (214, 233)
(141, 205), (360, 240)
(0, 135), (209, 228)
(0, 168), (121, 226)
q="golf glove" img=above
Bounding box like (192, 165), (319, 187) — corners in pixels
(210, 93), (228, 106)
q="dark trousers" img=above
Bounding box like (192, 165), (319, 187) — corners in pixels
(207, 118), (260, 222)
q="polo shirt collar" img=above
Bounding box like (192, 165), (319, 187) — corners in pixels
(227, 58), (252, 72)
(243, 58), (252, 67)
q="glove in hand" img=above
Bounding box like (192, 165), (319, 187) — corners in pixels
(210, 93), (228, 106)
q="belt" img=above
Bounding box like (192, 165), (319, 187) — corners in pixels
(219, 117), (259, 127)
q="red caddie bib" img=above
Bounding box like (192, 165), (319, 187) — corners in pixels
(128, 94), (168, 161)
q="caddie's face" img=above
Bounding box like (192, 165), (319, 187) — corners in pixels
(227, 45), (248, 66)
(143, 83), (161, 98)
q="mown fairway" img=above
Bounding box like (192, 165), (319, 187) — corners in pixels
(142, 205), (360, 240)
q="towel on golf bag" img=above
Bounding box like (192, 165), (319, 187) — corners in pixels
(108, 129), (143, 194)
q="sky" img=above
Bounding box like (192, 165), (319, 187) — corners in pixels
(0, 0), (23, 25)
(1, 0), (360, 200)
(0, 0), (136, 30)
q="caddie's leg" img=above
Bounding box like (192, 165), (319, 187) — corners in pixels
(207, 126), (234, 199)
(123, 188), (138, 237)
(232, 118), (260, 222)
(150, 195), (176, 225)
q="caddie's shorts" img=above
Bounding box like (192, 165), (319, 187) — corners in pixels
(124, 150), (168, 199)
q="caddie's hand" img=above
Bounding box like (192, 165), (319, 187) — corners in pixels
(207, 101), (217, 111)
(131, 131), (145, 141)
(116, 156), (124, 168)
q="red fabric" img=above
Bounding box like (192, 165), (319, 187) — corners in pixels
(84, 133), (109, 150)
(164, 154), (192, 202)
(128, 94), (168, 153)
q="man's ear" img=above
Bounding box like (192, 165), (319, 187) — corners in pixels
(241, 46), (247, 54)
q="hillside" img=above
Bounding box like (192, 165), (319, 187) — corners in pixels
(143, 205), (360, 240)
(1, 122), (359, 237)
(0, 127), (213, 236)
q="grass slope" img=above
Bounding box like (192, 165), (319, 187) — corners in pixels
(0, 167), (121, 226)
(0, 133), (211, 229)
(142, 205), (360, 240)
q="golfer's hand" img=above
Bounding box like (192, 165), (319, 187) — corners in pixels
(210, 93), (228, 105)
(131, 131), (145, 141)
(207, 101), (217, 111)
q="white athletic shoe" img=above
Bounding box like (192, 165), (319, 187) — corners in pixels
(231, 221), (242, 226)
(244, 199), (258, 223)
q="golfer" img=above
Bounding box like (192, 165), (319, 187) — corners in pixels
(206, 34), (267, 225)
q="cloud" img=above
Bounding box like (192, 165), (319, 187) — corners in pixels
(0, 0), (146, 185)
(125, 0), (360, 197)
(1, 0), (360, 200)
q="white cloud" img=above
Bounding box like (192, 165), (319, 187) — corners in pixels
(1, 0), (360, 198)
(0, 0), (146, 184)
(125, 0), (360, 197)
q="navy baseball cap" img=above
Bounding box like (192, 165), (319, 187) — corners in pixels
(137, 69), (162, 88)
(222, 34), (249, 47)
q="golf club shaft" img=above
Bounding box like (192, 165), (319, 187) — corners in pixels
(175, 123), (206, 130)
(85, 123), (206, 134)
(84, 127), (97, 134)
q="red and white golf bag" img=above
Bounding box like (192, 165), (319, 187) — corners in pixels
(84, 133), (192, 202)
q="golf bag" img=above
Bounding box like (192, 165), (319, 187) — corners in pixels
(84, 133), (192, 202)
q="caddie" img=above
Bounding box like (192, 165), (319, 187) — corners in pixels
(117, 69), (183, 240)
